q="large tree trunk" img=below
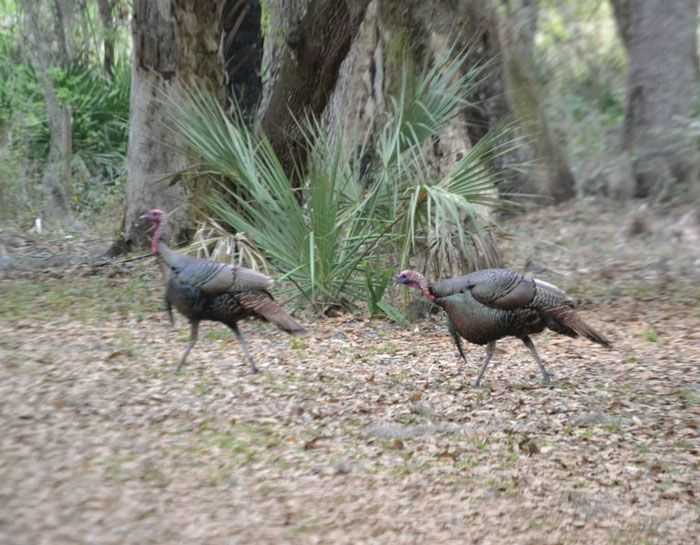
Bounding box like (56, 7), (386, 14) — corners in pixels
(21, 0), (77, 229)
(258, 0), (308, 121)
(320, 1), (506, 276)
(260, 0), (372, 184)
(611, 0), (700, 200)
(119, 0), (225, 252)
(173, 0), (226, 96)
(326, 0), (574, 205)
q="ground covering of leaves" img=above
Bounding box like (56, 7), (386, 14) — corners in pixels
(1, 201), (699, 544)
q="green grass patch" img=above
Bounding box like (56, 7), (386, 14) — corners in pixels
(0, 276), (158, 322)
(194, 421), (283, 468)
(676, 388), (700, 406)
(644, 328), (658, 343)
(204, 328), (230, 342)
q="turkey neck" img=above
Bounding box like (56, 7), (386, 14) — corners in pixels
(413, 272), (434, 301)
(151, 220), (179, 266)
(151, 220), (162, 255)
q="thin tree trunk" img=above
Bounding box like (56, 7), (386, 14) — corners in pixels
(41, 104), (73, 224)
(97, 0), (115, 78)
(51, 0), (74, 67)
(21, 0), (76, 228)
(612, 0), (700, 200)
(498, 0), (576, 203)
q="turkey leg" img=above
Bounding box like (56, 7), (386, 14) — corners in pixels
(164, 296), (174, 327)
(521, 335), (552, 385)
(447, 317), (468, 368)
(474, 341), (496, 387)
(176, 320), (199, 373)
(229, 324), (259, 374)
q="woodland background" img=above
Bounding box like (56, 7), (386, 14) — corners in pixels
(0, 1), (699, 545)
(1, 0), (698, 291)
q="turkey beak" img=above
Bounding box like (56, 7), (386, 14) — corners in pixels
(393, 274), (403, 285)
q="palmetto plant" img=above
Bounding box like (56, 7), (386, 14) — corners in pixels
(167, 47), (521, 313)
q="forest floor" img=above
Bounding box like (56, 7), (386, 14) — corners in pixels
(1, 199), (699, 545)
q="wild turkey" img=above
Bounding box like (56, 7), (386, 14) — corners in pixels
(396, 268), (611, 386)
(140, 209), (305, 373)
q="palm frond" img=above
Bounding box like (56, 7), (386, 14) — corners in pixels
(166, 43), (523, 313)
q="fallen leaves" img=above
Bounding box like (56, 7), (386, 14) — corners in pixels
(2, 238), (700, 544)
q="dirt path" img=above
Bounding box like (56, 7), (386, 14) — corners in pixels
(1, 270), (698, 544)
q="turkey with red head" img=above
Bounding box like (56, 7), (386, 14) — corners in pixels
(396, 268), (611, 386)
(141, 208), (305, 373)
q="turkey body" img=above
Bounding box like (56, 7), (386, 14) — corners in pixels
(161, 258), (304, 373)
(141, 208), (304, 373)
(397, 268), (611, 386)
(441, 288), (543, 346)
(165, 274), (290, 333)
(166, 276), (255, 325)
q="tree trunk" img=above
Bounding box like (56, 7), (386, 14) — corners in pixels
(329, 0), (573, 206)
(97, 0), (116, 78)
(498, 0), (576, 203)
(173, 0), (226, 97)
(258, 0), (310, 123)
(119, 0), (225, 252)
(260, 0), (372, 184)
(21, 0), (77, 228)
(52, 0), (77, 65)
(320, 1), (505, 276)
(40, 98), (74, 226)
(612, 0), (700, 200)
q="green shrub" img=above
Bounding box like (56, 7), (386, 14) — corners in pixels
(167, 48), (518, 314)
(0, 35), (130, 219)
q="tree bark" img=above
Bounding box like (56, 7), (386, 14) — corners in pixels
(173, 0), (226, 97)
(612, 0), (700, 199)
(260, 0), (371, 184)
(258, 0), (309, 120)
(119, 0), (225, 252)
(51, 0), (74, 67)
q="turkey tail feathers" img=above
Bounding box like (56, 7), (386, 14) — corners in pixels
(546, 306), (611, 347)
(238, 292), (306, 334)
(234, 267), (274, 291)
(269, 310), (306, 335)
